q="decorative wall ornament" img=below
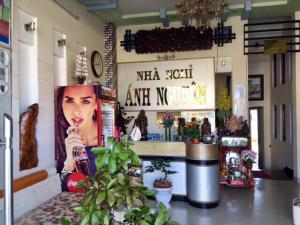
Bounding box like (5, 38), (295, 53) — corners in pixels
(214, 22), (235, 47)
(120, 29), (135, 52)
(121, 23), (236, 53)
(57, 38), (66, 47)
(20, 103), (39, 170)
(135, 26), (213, 54)
(24, 21), (36, 32)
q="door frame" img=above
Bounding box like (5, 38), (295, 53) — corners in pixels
(249, 106), (265, 169)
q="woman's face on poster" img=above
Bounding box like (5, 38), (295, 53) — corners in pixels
(62, 86), (97, 129)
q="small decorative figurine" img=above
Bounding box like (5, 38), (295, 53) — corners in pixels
(178, 117), (186, 136)
(228, 115), (239, 133)
(133, 110), (148, 141)
(240, 120), (250, 136)
(115, 102), (134, 135)
(201, 117), (211, 135)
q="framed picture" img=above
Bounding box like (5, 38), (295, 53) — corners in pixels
(248, 75), (264, 101)
(0, 0), (10, 47)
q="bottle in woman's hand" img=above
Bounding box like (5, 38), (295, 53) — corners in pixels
(64, 126), (90, 176)
(72, 145), (90, 176)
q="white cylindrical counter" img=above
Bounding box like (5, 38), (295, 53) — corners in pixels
(186, 143), (219, 208)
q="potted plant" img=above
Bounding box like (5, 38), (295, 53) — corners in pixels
(162, 111), (175, 142)
(216, 85), (232, 134)
(241, 149), (257, 180)
(185, 126), (199, 144)
(61, 137), (179, 225)
(124, 203), (179, 225)
(144, 159), (177, 209)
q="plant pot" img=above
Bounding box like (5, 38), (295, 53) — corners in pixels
(112, 208), (127, 223)
(193, 137), (199, 144)
(154, 187), (172, 209)
(154, 180), (172, 188)
(293, 198), (300, 225)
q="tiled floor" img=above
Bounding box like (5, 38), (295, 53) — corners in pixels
(170, 179), (300, 225)
(13, 178), (300, 225)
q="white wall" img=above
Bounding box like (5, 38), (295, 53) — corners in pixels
(116, 16), (248, 120)
(248, 54), (271, 169)
(12, 0), (105, 178)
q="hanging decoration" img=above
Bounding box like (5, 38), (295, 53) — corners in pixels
(74, 51), (88, 84)
(120, 1), (235, 53)
(175, 0), (229, 27)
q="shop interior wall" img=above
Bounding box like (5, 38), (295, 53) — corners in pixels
(117, 16), (248, 135)
(248, 54), (271, 170)
(12, 0), (105, 179)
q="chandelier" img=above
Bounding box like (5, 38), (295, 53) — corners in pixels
(175, 0), (228, 27)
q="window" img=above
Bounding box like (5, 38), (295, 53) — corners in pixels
(272, 55), (277, 87)
(273, 105), (277, 139)
(289, 104), (293, 144)
(280, 104), (286, 142)
(281, 54), (285, 85)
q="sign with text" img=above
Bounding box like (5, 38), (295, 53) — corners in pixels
(118, 58), (215, 111)
(264, 39), (287, 54)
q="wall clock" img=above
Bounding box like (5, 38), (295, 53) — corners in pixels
(91, 50), (103, 78)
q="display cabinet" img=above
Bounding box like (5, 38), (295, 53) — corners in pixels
(219, 136), (254, 187)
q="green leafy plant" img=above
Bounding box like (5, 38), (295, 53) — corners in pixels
(62, 137), (154, 225)
(124, 203), (179, 225)
(184, 126), (198, 140)
(144, 159), (177, 188)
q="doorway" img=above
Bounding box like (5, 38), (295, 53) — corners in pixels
(249, 107), (264, 170)
(270, 53), (293, 171)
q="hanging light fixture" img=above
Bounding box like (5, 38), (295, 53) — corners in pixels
(175, 0), (228, 27)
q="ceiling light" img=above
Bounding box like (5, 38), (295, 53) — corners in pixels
(175, 0), (229, 27)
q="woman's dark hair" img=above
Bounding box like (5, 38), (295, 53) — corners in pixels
(55, 85), (98, 173)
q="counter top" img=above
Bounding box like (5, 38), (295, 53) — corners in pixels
(131, 141), (186, 157)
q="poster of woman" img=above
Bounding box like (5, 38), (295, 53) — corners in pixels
(55, 85), (100, 191)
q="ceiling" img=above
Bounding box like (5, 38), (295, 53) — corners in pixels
(76, 0), (300, 26)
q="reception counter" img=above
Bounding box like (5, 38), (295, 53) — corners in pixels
(131, 141), (220, 208)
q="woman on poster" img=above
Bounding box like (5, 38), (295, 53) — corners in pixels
(56, 85), (99, 190)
